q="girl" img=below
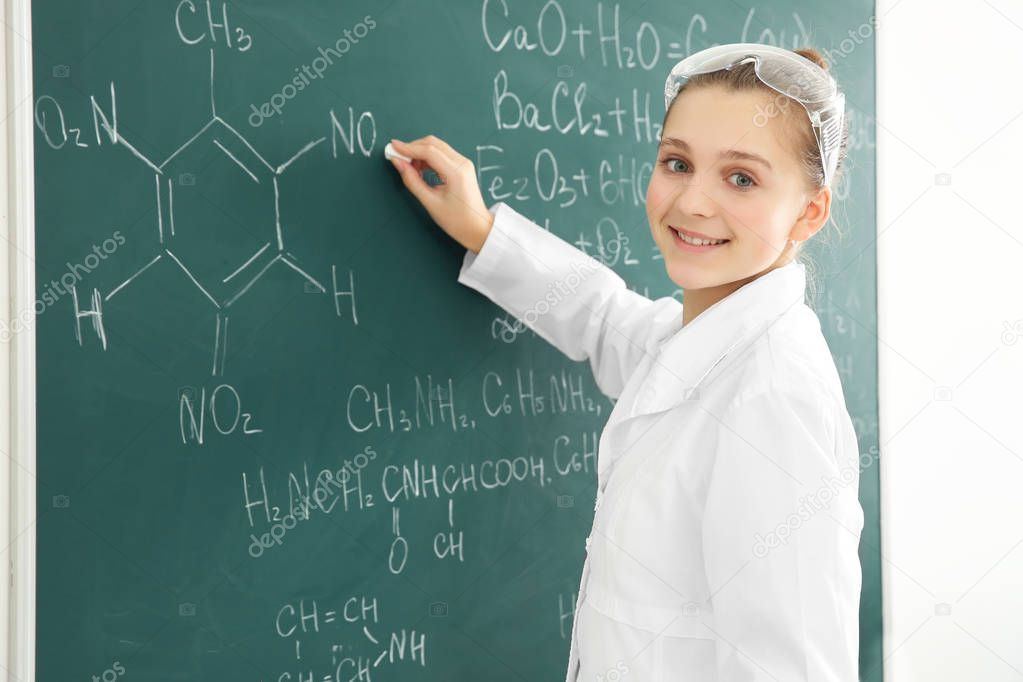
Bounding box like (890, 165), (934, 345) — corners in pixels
(389, 42), (864, 682)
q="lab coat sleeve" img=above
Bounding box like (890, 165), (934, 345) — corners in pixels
(457, 201), (679, 399)
(701, 388), (862, 682)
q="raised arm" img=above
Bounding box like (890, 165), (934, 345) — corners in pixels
(458, 201), (681, 399)
(385, 135), (680, 398)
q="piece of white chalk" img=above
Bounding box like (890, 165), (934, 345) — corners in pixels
(385, 142), (412, 163)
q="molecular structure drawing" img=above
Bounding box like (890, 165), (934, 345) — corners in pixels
(72, 49), (352, 377)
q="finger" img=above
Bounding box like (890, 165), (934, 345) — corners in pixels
(423, 136), (476, 177)
(395, 137), (474, 184)
(393, 138), (457, 177)
(391, 156), (439, 207)
(421, 135), (466, 166)
(398, 136), (458, 165)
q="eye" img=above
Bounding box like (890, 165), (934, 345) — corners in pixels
(660, 157), (688, 173)
(659, 156), (758, 192)
(729, 172), (757, 190)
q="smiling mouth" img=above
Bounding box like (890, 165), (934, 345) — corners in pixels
(669, 226), (730, 246)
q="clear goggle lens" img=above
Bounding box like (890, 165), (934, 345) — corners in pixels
(664, 43), (845, 187)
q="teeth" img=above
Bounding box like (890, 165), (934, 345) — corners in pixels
(673, 228), (727, 246)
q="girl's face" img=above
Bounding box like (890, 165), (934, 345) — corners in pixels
(646, 84), (830, 291)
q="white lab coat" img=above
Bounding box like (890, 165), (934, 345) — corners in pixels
(457, 201), (865, 682)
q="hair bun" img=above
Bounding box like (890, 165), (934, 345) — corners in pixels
(794, 47), (829, 72)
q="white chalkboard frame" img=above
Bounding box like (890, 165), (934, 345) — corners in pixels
(1, 0), (37, 679)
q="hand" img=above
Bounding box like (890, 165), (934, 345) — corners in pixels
(388, 136), (494, 253)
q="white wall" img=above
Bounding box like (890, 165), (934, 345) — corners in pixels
(878, 0), (1023, 679)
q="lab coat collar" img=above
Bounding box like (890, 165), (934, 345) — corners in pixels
(628, 261), (807, 419)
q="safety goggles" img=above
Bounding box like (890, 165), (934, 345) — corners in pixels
(663, 42), (845, 187)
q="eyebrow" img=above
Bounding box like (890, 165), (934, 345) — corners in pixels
(658, 136), (773, 171)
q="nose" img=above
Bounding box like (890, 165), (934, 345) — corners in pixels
(668, 176), (717, 219)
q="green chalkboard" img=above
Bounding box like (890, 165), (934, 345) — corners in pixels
(32, 1), (880, 680)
